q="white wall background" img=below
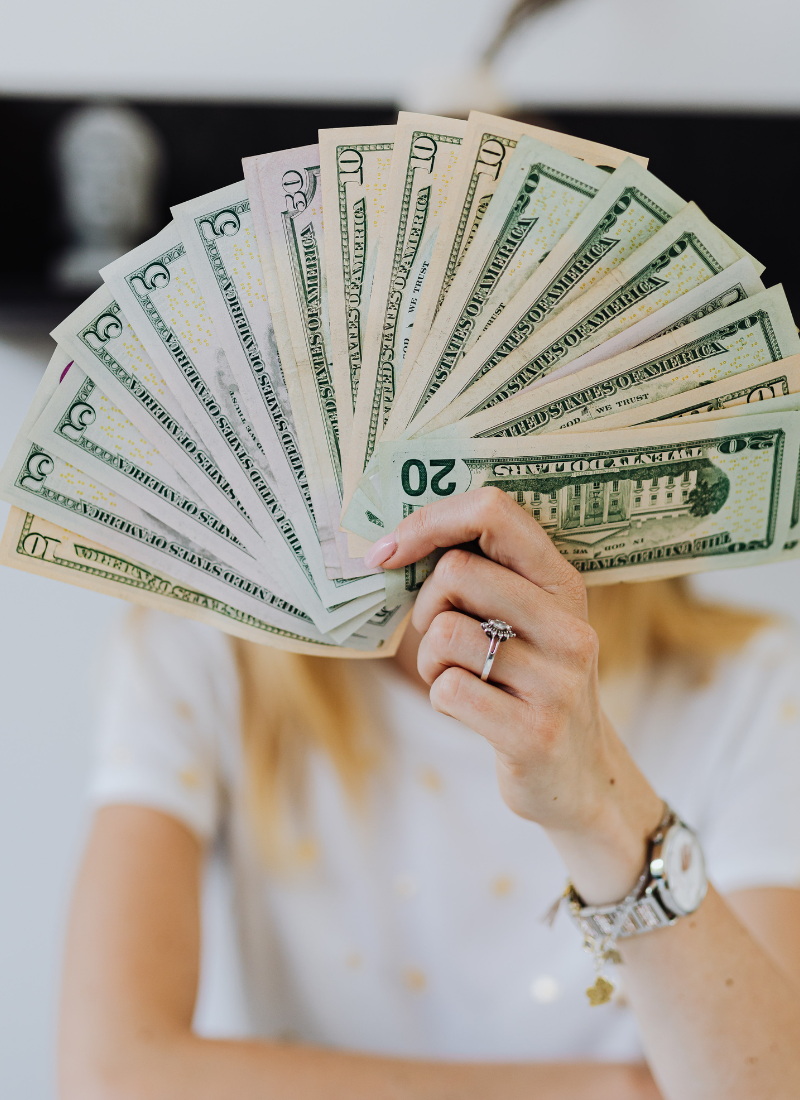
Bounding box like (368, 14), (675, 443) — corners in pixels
(0, 0), (798, 110)
(2, 1), (800, 1095)
(0, 341), (121, 1100)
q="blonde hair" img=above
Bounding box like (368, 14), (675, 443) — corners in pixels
(233, 578), (771, 862)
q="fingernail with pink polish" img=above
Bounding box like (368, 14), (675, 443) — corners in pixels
(364, 531), (398, 569)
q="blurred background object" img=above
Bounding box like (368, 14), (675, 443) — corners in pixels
(1, 1), (800, 1097)
(51, 103), (164, 293)
(4, 101), (800, 347)
(0, 99), (395, 353)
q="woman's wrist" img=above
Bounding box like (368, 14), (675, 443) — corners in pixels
(545, 719), (665, 906)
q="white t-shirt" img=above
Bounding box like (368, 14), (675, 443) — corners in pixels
(91, 611), (800, 1062)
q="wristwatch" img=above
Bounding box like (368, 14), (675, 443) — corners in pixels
(567, 806), (708, 943)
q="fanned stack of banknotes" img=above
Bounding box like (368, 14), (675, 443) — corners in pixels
(3, 111), (800, 656)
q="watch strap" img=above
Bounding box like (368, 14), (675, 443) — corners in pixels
(569, 881), (677, 942)
(566, 805), (681, 943)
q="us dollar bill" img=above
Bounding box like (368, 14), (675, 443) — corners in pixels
(379, 410), (800, 603)
(385, 136), (611, 437)
(0, 507), (407, 656)
(421, 202), (746, 431)
(51, 285), (260, 556)
(1, 357), (390, 644)
(438, 286), (800, 439)
(101, 223), (382, 631)
(246, 153), (369, 582)
(319, 124), (395, 446)
(401, 111), (647, 378)
(339, 256), (768, 544)
(404, 159), (687, 437)
(540, 255), (765, 385)
(252, 144), (370, 579)
(571, 354), (800, 431)
(171, 181), (383, 602)
(0, 353), (315, 631)
(243, 153), (339, 576)
(345, 114), (467, 500)
(29, 356), (265, 580)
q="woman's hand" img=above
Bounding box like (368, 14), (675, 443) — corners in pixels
(369, 487), (664, 904)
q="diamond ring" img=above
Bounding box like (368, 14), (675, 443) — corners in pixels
(479, 619), (516, 682)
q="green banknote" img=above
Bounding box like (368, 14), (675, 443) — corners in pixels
(404, 159), (687, 437)
(379, 409), (800, 603)
(576, 354), (800, 431)
(0, 350), (321, 633)
(244, 154), (340, 576)
(101, 225), (383, 632)
(440, 286), (800, 439)
(51, 285), (260, 556)
(422, 202), (746, 430)
(2, 354), (395, 647)
(402, 111), (647, 377)
(29, 356), (263, 579)
(385, 136), (610, 436)
(171, 181), (383, 601)
(346, 114), (466, 501)
(320, 124), (395, 445)
(0, 508), (405, 656)
(253, 143), (370, 579)
(340, 255), (767, 545)
(536, 256), (765, 386)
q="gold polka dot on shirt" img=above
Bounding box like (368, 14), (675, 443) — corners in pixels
(178, 767), (201, 789)
(393, 873), (419, 898)
(294, 838), (319, 866)
(780, 698), (799, 722)
(403, 967), (427, 992)
(174, 700), (194, 721)
(418, 767), (443, 793)
(491, 874), (515, 898)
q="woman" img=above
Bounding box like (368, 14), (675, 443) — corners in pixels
(59, 489), (800, 1098)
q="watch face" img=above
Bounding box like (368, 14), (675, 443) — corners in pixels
(660, 824), (707, 915)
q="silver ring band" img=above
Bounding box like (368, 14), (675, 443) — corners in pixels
(480, 619), (516, 682)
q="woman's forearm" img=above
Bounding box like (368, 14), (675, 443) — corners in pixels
(617, 885), (800, 1100)
(546, 739), (800, 1100)
(75, 1033), (659, 1100)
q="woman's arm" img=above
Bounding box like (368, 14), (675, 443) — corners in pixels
(374, 488), (800, 1100)
(60, 804), (658, 1100)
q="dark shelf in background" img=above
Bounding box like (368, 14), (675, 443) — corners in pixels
(2, 97), (799, 340)
(0, 96), (397, 328)
(539, 109), (800, 313)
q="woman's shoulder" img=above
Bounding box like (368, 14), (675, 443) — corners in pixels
(104, 608), (236, 677)
(689, 622), (800, 892)
(98, 609), (240, 728)
(713, 620), (800, 697)
(654, 618), (800, 781)
(92, 610), (240, 840)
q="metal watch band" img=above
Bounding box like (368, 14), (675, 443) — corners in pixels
(571, 883), (677, 942)
(566, 805), (682, 942)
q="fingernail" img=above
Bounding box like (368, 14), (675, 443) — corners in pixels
(364, 531), (398, 569)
